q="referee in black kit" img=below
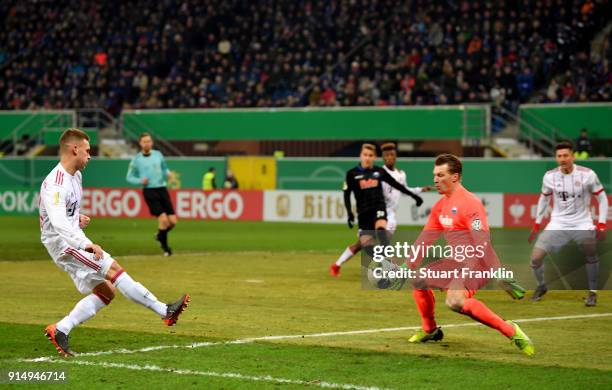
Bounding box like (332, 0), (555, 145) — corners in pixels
(126, 133), (177, 256)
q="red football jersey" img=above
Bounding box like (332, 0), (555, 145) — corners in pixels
(425, 184), (489, 232)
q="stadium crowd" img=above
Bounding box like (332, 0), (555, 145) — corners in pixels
(1, 0), (610, 113)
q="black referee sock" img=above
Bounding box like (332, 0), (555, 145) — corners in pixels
(157, 228), (169, 249)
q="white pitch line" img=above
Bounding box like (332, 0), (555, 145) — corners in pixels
(20, 359), (388, 390)
(23, 312), (612, 361)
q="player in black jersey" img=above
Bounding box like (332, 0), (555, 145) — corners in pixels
(343, 145), (423, 231)
(340, 144), (423, 268)
(330, 143), (430, 277)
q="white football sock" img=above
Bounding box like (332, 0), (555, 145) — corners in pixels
(114, 272), (167, 317)
(56, 294), (106, 335)
(586, 259), (599, 292)
(532, 262), (545, 287)
(335, 247), (356, 266)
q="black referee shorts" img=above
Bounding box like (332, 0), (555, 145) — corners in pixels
(143, 187), (175, 216)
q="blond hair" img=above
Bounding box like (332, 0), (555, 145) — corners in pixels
(361, 143), (376, 154)
(60, 128), (89, 151)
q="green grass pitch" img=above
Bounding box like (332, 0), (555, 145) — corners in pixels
(0, 216), (610, 389)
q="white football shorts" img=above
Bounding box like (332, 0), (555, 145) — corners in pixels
(52, 247), (114, 294)
(535, 229), (596, 254)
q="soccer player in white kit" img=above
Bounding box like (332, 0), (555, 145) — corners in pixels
(528, 141), (608, 306)
(40, 129), (190, 357)
(380, 143), (431, 234)
(329, 143), (430, 276)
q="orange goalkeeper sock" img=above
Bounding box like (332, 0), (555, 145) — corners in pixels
(460, 298), (515, 338)
(413, 289), (437, 333)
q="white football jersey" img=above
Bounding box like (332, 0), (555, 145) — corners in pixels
(39, 163), (92, 257)
(541, 164), (604, 229)
(382, 165), (422, 213)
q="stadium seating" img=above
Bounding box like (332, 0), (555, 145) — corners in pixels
(1, 0), (610, 111)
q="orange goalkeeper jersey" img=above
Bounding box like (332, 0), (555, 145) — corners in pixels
(425, 184), (489, 232)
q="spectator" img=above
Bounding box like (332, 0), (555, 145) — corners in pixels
(223, 170), (239, 189)
(574, 128), (592, 159)
(546, 79), (560, 102)
(14, 134), (33, 156)
(562, 81), (577, 102)
(0, 0), (610, 110)
(516, 68), (534, 103)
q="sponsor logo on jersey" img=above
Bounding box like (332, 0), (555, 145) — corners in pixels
(359, 179), (379, 189)
(66, 200), (78, 217)
(558, 191), (570, 201)
(471, 218), (482, 231)
(439, 214), (453, 228)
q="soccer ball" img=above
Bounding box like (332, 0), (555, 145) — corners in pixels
(366, 258), (396, 289)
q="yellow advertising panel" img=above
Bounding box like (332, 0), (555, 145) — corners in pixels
(228, 156), (276, 190)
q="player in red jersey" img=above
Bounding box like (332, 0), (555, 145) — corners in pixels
(406, 154), (534, 355)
